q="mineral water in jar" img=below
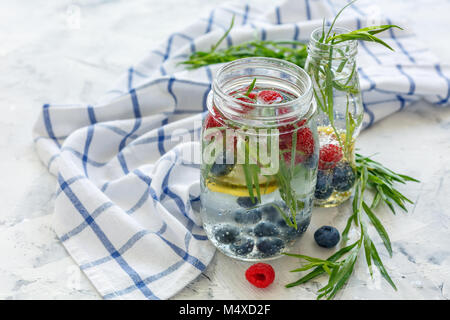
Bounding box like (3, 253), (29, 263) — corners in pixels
(200, 57), (318, 261)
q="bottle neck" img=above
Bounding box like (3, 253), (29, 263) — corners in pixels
(306, 27), (358, 70)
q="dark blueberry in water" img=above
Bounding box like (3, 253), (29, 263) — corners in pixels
(303, 153), (319, 169)
(314, 170), (333, 200)
(233, 208), (262, 224)
(276, 216), (296, 229)
(298, 216), (311, 233)
(314, 226), (340, 248)
(256, 237), (285, 257)
(261, 204), (280, 222)
(266, 202), (301, 226)
(243, 227), (255, 236)
(230, 236), (254, 256)
(254, 222), (280, 237)
(332, 161), (356, 192)
(284, 217), (311, 240)
(277, 219), (289, 229)
(213, 225), (239, 244)
(237, 196), (260, 208)
(210, 152), (235, 177)
(285, 227), (302, 241)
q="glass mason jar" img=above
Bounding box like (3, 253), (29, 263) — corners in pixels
(200, 57), (318, 261)
(305, 27), (364, 208)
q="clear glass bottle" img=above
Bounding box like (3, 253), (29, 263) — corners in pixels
(305, 27), (364, 208)
(200, 57), (318, 261)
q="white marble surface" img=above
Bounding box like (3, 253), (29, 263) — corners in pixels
(1, 0), (450, 300)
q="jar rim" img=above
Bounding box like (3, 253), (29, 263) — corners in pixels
(211, 57), (315, 127)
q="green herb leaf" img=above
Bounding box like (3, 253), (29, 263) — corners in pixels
(242, 163), (255, 202)
(329, 30), (397, 51)
(211, 15), (235, 52)
(245, 78), (257, 97)
(324, 0), (358, 42)
(362, 229), (373, 277)
(370, 241), (397, 290)
(362, 201), (393, 256)
(284, 241), (358, 288)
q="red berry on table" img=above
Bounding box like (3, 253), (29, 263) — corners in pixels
(318, 144), (343, 170)
(257, 90), (283, 104)
(245, 263), (275, 288)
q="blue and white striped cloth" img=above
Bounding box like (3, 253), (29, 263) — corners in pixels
(33, 0), (450, 299)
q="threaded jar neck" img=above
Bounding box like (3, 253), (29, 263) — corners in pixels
(209, 57), (315, 128)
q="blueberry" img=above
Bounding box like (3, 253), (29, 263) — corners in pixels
(256, 237), (285, 257)
(284, 216), (311, 240)
(261, 204), (280, 222)
(297, 216), (311, 233)
(213, 225), (239, 244)
(237, 196), (260, 208)
(314, 226), (340, 248)
(275, 216), (310, 240)
(314, 170), (333, 200)
(254, 222), (280, 237)
(277, 218), (289, 229)
(285, 227), (302, 241)
(210, 152), (235, 177)
(332, 161), (356, 192)
(233, 208), (262, 224)
(230, 237), (254, 256)
(263, 202), (302, 225)
(276, 216), (297, 229)
(303, 153), (319, 169)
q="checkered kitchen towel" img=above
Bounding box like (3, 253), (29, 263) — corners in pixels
(33, 0), (450, 299)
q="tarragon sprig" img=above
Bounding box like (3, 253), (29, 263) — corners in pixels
(238, 78), (302, 229)
(284, 153), (419, 299)
(311, 0), (401, 159)
(327, 25), (403, 50)
(180, 16), (308, 70)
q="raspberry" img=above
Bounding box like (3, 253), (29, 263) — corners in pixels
(257, 90), (283, 104)
(282, 150), (308, 165)
(318, 144), (343, 170)
(245, 263), (275, 288)
(204, 113), (221, 129)
(297, 128), (314, 156)
(277, 106), (297, 125)
(204, 106), (238, 152)
(204, 106), (224, 129)
(279, 118), (306, 135)
(247, 92), (257, 100)
(237, 92), (256, 103)
(279, 126), (315, 161)
(236, 92), (257, 112)
(278, 106), (290, 115)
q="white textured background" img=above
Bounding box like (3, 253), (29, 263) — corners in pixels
(1, 0), (449, 299)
